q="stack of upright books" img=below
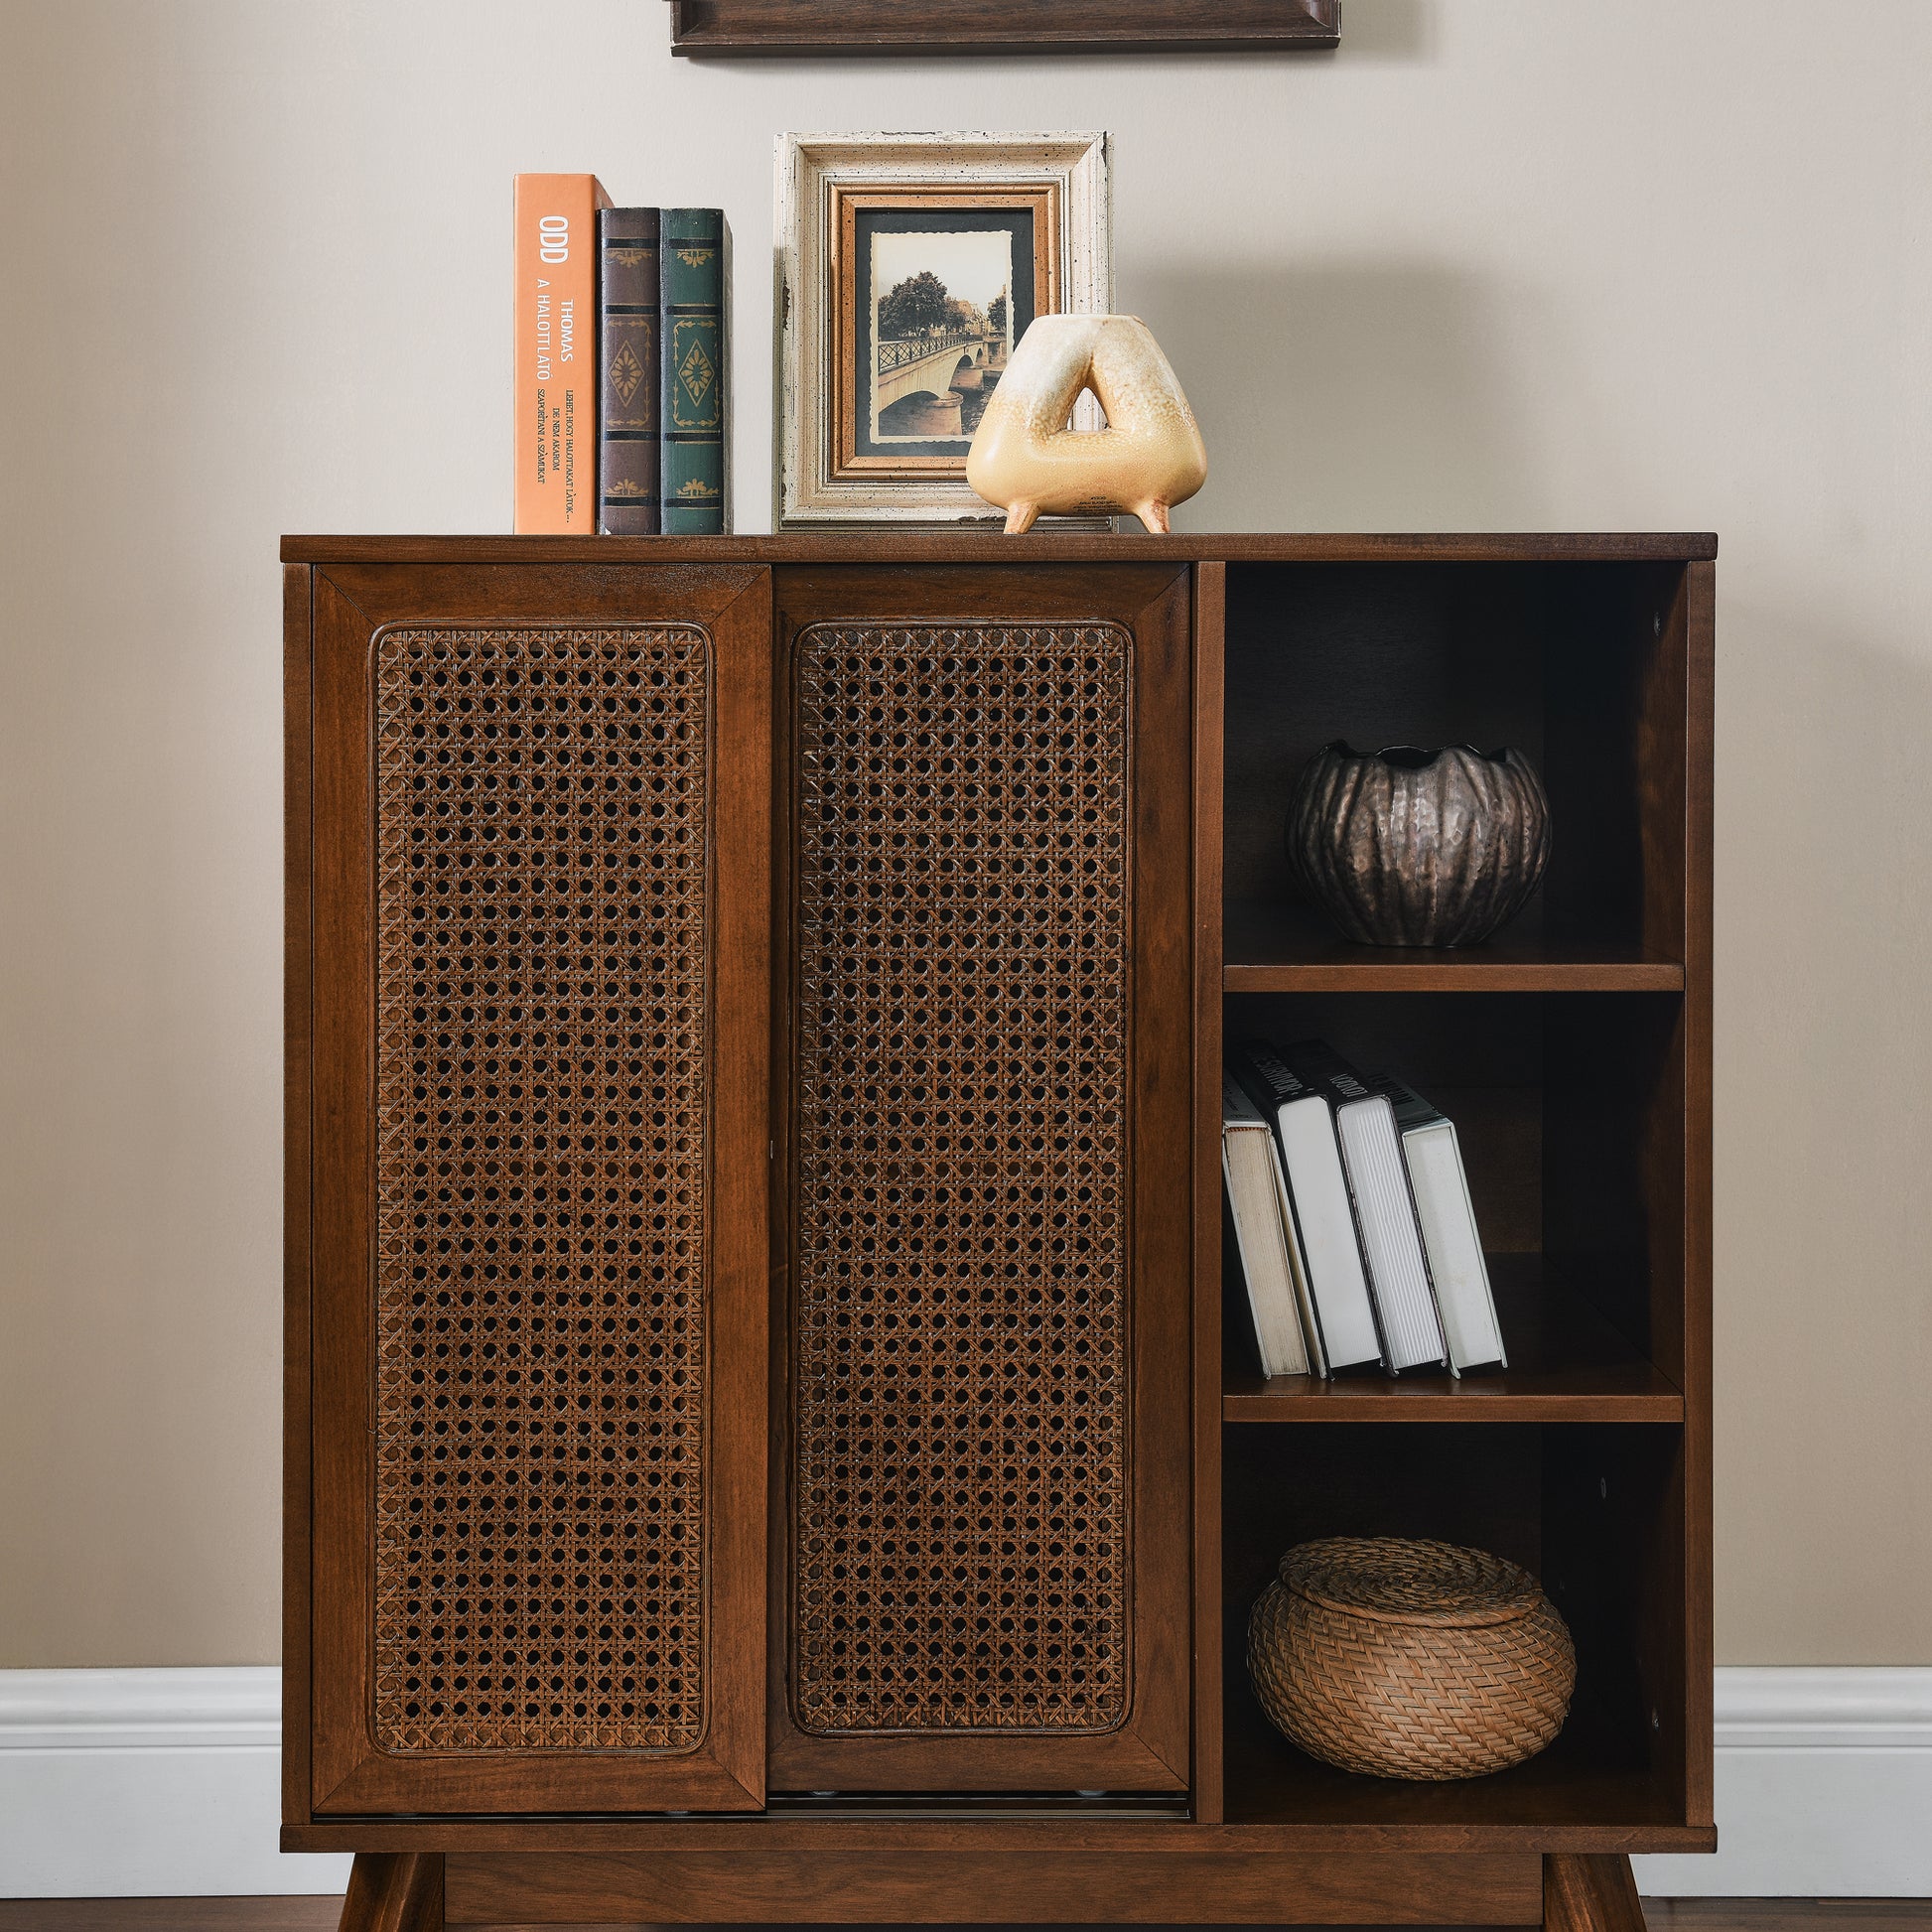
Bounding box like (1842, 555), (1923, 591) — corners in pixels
(1221, 1039), (1509, 1380)
(512, 175), (730, 535)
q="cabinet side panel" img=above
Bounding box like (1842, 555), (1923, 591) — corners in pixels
(1681, 559), (1715, 1825)
(283, 563), (315, 1827)
(1190, 562), (1225, 1822)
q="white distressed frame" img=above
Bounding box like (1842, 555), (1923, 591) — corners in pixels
(775, 131), (1112, 526)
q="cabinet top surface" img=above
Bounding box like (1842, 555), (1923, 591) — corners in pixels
(283, 531), (1719, 566)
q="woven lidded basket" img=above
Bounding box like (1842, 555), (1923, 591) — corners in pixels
(1247, 1537), (1576, 1780)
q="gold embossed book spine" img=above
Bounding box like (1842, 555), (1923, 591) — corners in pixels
(599, 207), (661, 535)
(660, 208), (727, 533)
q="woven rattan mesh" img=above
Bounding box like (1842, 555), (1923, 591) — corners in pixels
(372, 624), (711, 1754)
(790, 621), (1135, 1736)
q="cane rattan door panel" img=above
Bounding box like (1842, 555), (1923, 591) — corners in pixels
(791, 619), (1133, 1741)
(301, 564), (769, 1815)
(769, 565), (1194, 1794)
(369, 621), (711, 1761)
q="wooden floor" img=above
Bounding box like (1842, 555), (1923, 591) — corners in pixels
(0, 1909), (343, 1931)
(0, 1903), (1926, 1932)
(1648, 1912), (1932, 1932)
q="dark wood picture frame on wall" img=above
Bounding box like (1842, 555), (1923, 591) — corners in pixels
(670, 1), (1340, 58)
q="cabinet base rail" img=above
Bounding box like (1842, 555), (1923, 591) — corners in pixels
(336, 1848), (1650, 1929)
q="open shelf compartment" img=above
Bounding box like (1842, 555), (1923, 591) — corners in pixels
(1196, 550), (1712, 1844)
(1216, 988), (1693, 1417)
(1221, 1422), (1695, 1833)
(1221, 560), (1696, 977)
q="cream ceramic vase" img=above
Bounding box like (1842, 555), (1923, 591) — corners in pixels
(965, 314), (1208, 533)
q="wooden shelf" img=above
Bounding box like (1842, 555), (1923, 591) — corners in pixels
(1221, 1261), (1685, 1424)
(1223, 900), (1685, 994)
(1221, 1684), (1681, 1837)
(670, 0), (1341, 56)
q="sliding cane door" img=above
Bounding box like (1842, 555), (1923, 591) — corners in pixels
(301, 564), (769, 1814)
(770, 565), (1193, 1794)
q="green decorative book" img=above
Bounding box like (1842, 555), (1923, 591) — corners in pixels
(659, 208), (728, 534)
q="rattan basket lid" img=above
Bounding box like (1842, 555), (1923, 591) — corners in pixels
(1279, 1537), (1547, 1629)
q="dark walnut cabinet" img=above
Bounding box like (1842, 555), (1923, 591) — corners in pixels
(283, 533), (1716, 1932)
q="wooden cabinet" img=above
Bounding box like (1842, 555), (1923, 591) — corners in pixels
(284, 533), (1715, 1932)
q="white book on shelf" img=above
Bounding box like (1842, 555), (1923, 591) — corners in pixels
(1285, 1041), (1451, 1376)
(1226, 1039), (1381, 1372)
(1374, 1075), (1507, 1372)
(1221, 1073), (1317, 1378)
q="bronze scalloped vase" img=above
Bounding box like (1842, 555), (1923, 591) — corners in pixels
(1286, 743), (1552, 948)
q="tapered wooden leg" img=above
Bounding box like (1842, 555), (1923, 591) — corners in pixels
(1544, 1853), (1645, 1932)
(340, 1851), (444, 1932)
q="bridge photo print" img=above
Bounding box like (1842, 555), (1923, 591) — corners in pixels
(868, 225), (1015, 443)
(837, 191), (1055, 482)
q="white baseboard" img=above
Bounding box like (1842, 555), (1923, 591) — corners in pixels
(0, 1669), (348, 1897)
(1634, 1667), (1932, 1897)
(2, 1665), (1928, 1898)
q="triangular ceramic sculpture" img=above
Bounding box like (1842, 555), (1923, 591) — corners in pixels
(966, 314), (1208, 533)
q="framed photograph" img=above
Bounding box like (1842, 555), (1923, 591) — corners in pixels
(676, 3), (1338, 57)
(776, 132), (1111, 526)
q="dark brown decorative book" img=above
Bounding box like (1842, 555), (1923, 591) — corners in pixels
(598, 207), (660, 534)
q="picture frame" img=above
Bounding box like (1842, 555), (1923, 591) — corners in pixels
(674, 2), (1339, 58)
(775, 131), (1111, 527)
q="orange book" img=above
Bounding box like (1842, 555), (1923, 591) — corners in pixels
(513, 174), (611, 533)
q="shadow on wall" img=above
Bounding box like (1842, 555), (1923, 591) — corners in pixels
(1126, 261), (1545, 532)
(1336, 0), (1439, 63)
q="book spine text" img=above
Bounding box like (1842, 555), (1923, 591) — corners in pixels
(513, 174), (610, 534)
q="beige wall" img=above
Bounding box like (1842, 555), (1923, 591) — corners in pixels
(2, 0), (1927, 1668)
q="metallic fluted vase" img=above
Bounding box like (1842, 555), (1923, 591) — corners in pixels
(1286, 742), (1552, 948)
